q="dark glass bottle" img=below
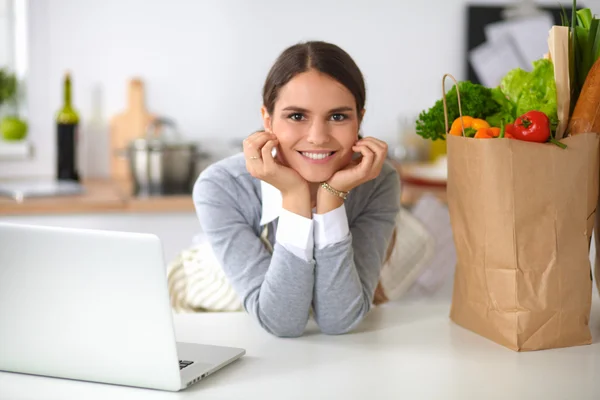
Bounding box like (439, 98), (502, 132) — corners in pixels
(56, 72), (80, 181)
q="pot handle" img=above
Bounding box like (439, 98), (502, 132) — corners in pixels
(146, 117), (180, 140)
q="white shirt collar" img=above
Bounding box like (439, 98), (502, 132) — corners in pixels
(259, 180), (283, 225)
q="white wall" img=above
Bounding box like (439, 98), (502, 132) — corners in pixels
(0, 0), (12, 67)
(2, 0), (600, 179)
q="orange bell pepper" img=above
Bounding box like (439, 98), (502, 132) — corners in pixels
(471, 119), (491, 130)
(449, 116), (490, 136)
(474, 127), (499, 139)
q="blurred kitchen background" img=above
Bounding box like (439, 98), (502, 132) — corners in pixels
(1, 0), (598, 300)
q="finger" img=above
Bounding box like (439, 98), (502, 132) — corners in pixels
(244, 129), (267, 143)
(244, 132), (268, 174)
(357, 139), (387, 167)
(352, 144), (375, 172)
(244, 131), (276, 158)
(245, 131), (275, 150)
(261, 139), (279, 169)
(356, 137), (388, 155)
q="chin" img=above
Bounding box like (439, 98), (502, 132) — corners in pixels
(297, 169), (335, 184)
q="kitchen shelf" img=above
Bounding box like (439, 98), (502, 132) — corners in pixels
(0, 179), (195, 215)
(0, 163), (447, 216)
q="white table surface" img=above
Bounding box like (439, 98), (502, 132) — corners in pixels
(2, 299), (600, 400)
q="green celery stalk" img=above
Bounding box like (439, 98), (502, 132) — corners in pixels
(594, 19), (600, 61)
(577, 8), (593, 29)
(570, 0), (580, 112)
(576, 25), (590, 88)
(588, 19), (599, 70)
(560, 5), (569, 27)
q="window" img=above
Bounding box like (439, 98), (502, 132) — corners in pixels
(0, 0), (30, 163)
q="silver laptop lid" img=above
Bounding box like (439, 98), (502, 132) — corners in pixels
(0, 222), (182, 391)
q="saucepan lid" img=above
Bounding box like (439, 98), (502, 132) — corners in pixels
(129, 117), (197, 151)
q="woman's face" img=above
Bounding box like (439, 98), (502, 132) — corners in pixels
(261, 69), (363, 183)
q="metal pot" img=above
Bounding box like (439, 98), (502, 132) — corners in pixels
(125, 118), (206, 196)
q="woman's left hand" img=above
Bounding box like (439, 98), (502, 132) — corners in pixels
(326, 137), (388, 193)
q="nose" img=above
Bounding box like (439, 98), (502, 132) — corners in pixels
(306, 121), (331, 146)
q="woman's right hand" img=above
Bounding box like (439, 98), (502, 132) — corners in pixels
(243, 130), (309, 196)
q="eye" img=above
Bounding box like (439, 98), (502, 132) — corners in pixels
(330, 113), (348, 122)
(287, 113), (305, 121)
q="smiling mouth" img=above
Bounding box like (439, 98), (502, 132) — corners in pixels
(297, 151), (336, 160)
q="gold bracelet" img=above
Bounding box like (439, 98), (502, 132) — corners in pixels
(320, 182), (349, 200)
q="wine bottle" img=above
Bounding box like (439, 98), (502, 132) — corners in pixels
(56, 72), (80, 181)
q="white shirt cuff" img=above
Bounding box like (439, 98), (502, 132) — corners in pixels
(275, 208), (314, 262)
(313, 204), (350, 249)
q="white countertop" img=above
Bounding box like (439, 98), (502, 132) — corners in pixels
(2, 299), (600, 399)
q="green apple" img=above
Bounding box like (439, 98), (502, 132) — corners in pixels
(1, 116), (28, 141)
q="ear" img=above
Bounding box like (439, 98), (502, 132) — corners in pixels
(357, 108), (366, 138)
(261, 105), (272, 133)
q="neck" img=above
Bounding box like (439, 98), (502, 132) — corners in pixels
(64, 77), (72, 107)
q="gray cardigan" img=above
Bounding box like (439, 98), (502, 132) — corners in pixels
(193, 153), (401, 337)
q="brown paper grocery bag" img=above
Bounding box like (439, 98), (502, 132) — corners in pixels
(442, 75), (600, 352)
(595, 202), (600, 296)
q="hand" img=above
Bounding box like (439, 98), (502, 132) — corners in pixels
(244, 130), (307, 194)
(373, 281), (389, 306)
(244, 130), (311, 218)
(326, 137), (388, 193)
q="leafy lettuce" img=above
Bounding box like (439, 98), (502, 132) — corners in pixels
(415, 81), (500, 141)
(499, 59), (558, 131)
(485, 87), (516, 127)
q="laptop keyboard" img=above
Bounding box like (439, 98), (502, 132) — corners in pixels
(179, 360), (194, 370)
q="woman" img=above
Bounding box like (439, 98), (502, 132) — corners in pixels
(194, 40), (400, 337)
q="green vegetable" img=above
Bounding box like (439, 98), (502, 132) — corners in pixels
(575, 8), (598, 90)
(0, 68), (17, 107)
(560, 1), (600, 112)
(464, 127), (477, 138)
(485, 87), (516, 127)
(499, 59), (558, 132)
(415, 81), (499, 141)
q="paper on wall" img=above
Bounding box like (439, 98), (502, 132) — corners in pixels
(469, 36), (527, 88)
(485, 13), (555, 69)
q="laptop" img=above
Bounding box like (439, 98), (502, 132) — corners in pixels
(0, 222), (245, 391)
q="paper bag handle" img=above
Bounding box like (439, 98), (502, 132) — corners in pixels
(442, 73), (465, 137)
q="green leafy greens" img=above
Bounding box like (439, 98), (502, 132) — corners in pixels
(415, 59), (558, 141)
(415, 81), (499, 141)
(500, 58), (558, 131)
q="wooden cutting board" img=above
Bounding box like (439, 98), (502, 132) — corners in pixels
(109, 78), (156, 193)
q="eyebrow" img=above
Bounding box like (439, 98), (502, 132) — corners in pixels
(281, 106), (355, 113)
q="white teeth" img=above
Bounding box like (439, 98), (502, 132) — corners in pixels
(301, 152), (332, 160)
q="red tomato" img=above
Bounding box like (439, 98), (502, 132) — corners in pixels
(513, 111), (550, 143)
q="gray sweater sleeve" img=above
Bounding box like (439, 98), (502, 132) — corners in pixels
(193, 166), (314, 338)
(312, 167), (401, 334)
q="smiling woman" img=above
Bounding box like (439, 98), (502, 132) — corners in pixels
(192, 41), (400, 337)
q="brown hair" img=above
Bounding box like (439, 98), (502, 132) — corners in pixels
(262, 41), (366, 117)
